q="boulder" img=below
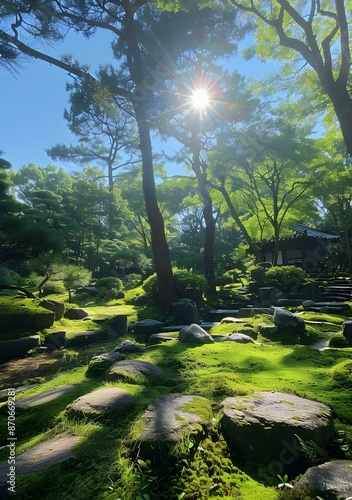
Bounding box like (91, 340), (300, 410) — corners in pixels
(64, 308), (88, 320)
(0, 335), (41, 363)
(172, 298), (201, 325)
(86, 351), (126, 376)
(220, 392), (334, 468)
(342, 321), (352, 346)
(273, 308), (306, 333)
(257, 324), (278, 337)
(293, 460), (352, 499)
(33, 311), (55, 329)
(178, 324), (214, 345)
(39, 299), (65, 320)
(43, 330), (66, 351)
(131, 393), (212, 462)
(106, 360), (163, 385)
(133, 319), (164, 335)
(111, 314), (128, 335)
(258, 287), (283, 306)
(67, 388), (135, 419)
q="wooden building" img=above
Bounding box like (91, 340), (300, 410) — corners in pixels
(262, 224), (340, 272)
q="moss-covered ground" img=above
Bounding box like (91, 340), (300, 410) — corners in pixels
(0, 292), (351, 499)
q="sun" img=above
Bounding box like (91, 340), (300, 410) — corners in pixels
(191, 88), (210, 110)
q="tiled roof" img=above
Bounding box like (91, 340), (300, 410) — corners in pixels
(294, 224), (340, 240)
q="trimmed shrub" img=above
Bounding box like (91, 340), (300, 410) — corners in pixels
(329, 334), (348, 348)
(95, 277), (123, 300)
(330, 360), (352, 388)
(216, 272), (234, 288)
(42, 282), (66, 295)
(265, 265), (307, 291)
(122, 273), (142, 290)
(142, 270), (207, 298)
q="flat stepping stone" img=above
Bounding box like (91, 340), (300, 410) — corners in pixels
(0, 435), (80, 487)
(133, 319), (164, 335)
(66, 330), (109, 347)
(113, 341), (147, 353)
(149, 333), (178, 345)
(201, 310), (239, 322)
(15, 386), (75, 409)
(106, 360), (163, 384)
(294, 460), (352, 498)
(220, 391), (334, 465)
(67, 388), (135, 419)
(224, 333), (254, 344)
(131, 393), (212, 461)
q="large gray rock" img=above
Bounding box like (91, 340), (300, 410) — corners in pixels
(43, 330), (66, 350)
(111, 314), (128, 335)
(172, 298), (201, 325)
(342, 321), (352, 346)
(294, 460), (352, 499)
(64, 308), (88, 320)
(106, 360), (163, 385)
(273, 307), (306, 333)
(133, 319), (164, 335)
(178, 323), (214, 344)
(39, 299), (65, 320)
(131, 393), (212, 462)
(0, 335), (41, 363)
(220, 392), (334, 465)
(67, 388), (135, 419)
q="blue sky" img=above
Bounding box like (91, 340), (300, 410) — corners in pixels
(1, 29), (277, 174)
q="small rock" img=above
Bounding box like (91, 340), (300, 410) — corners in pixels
(64, 308), (88, 320)
(225, 333), (254, 343)
(106, 360), (163, 385)
(113, 341), (147, 353)
(86, 351), (125, 376)
(220, 317), (244, 324)
(133, 319), (165, 335)
(67, 388), (135, 419)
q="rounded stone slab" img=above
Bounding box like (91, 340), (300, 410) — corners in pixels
(15, 385), (75, 409)
(113, 341), (147, 354)
(294, 460), (352, 498)
(106, 360), (163, 384)
(220, 391), (334, 464)
(67, 387), (135, 418)
(0, 435), (80, 487)
(131, 393), (212, 461)
(225, 333), (254, 343)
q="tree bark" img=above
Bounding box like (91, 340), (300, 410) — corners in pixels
(192, 136), (216, 294)
(135, 107), (177, 310)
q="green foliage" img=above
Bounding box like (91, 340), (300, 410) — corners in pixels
(216, 271), (234, 288)
(95, 277), (123, 301)
(330, 360), (352, 389)
(122, 273), (142, 290)
(142, 270), (207, 298)
(294, 434), (330, 465)
(265, 266), (307, 292)
(0, 267), (22, 285)
(329, 333), (348, 348)
(42, 281), (66, 296)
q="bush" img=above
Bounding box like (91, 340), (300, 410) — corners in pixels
(42, 281), (66, 295)
(0, 267), (22, 285)
(265, 266), (307, 292)
(122, 273), (142, 290)
(329, 334), (349, 348)
(216, 272), (234, 288)
(95, 277), (123, 299)
(142, 270), (207, 298)
(330, 360), (352, 388)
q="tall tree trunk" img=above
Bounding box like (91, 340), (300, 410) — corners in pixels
(135, 106), (176, 310)
(330, 86), (352, 159)
(192, 135), (216, 293)
(216, 180), (262, 263)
